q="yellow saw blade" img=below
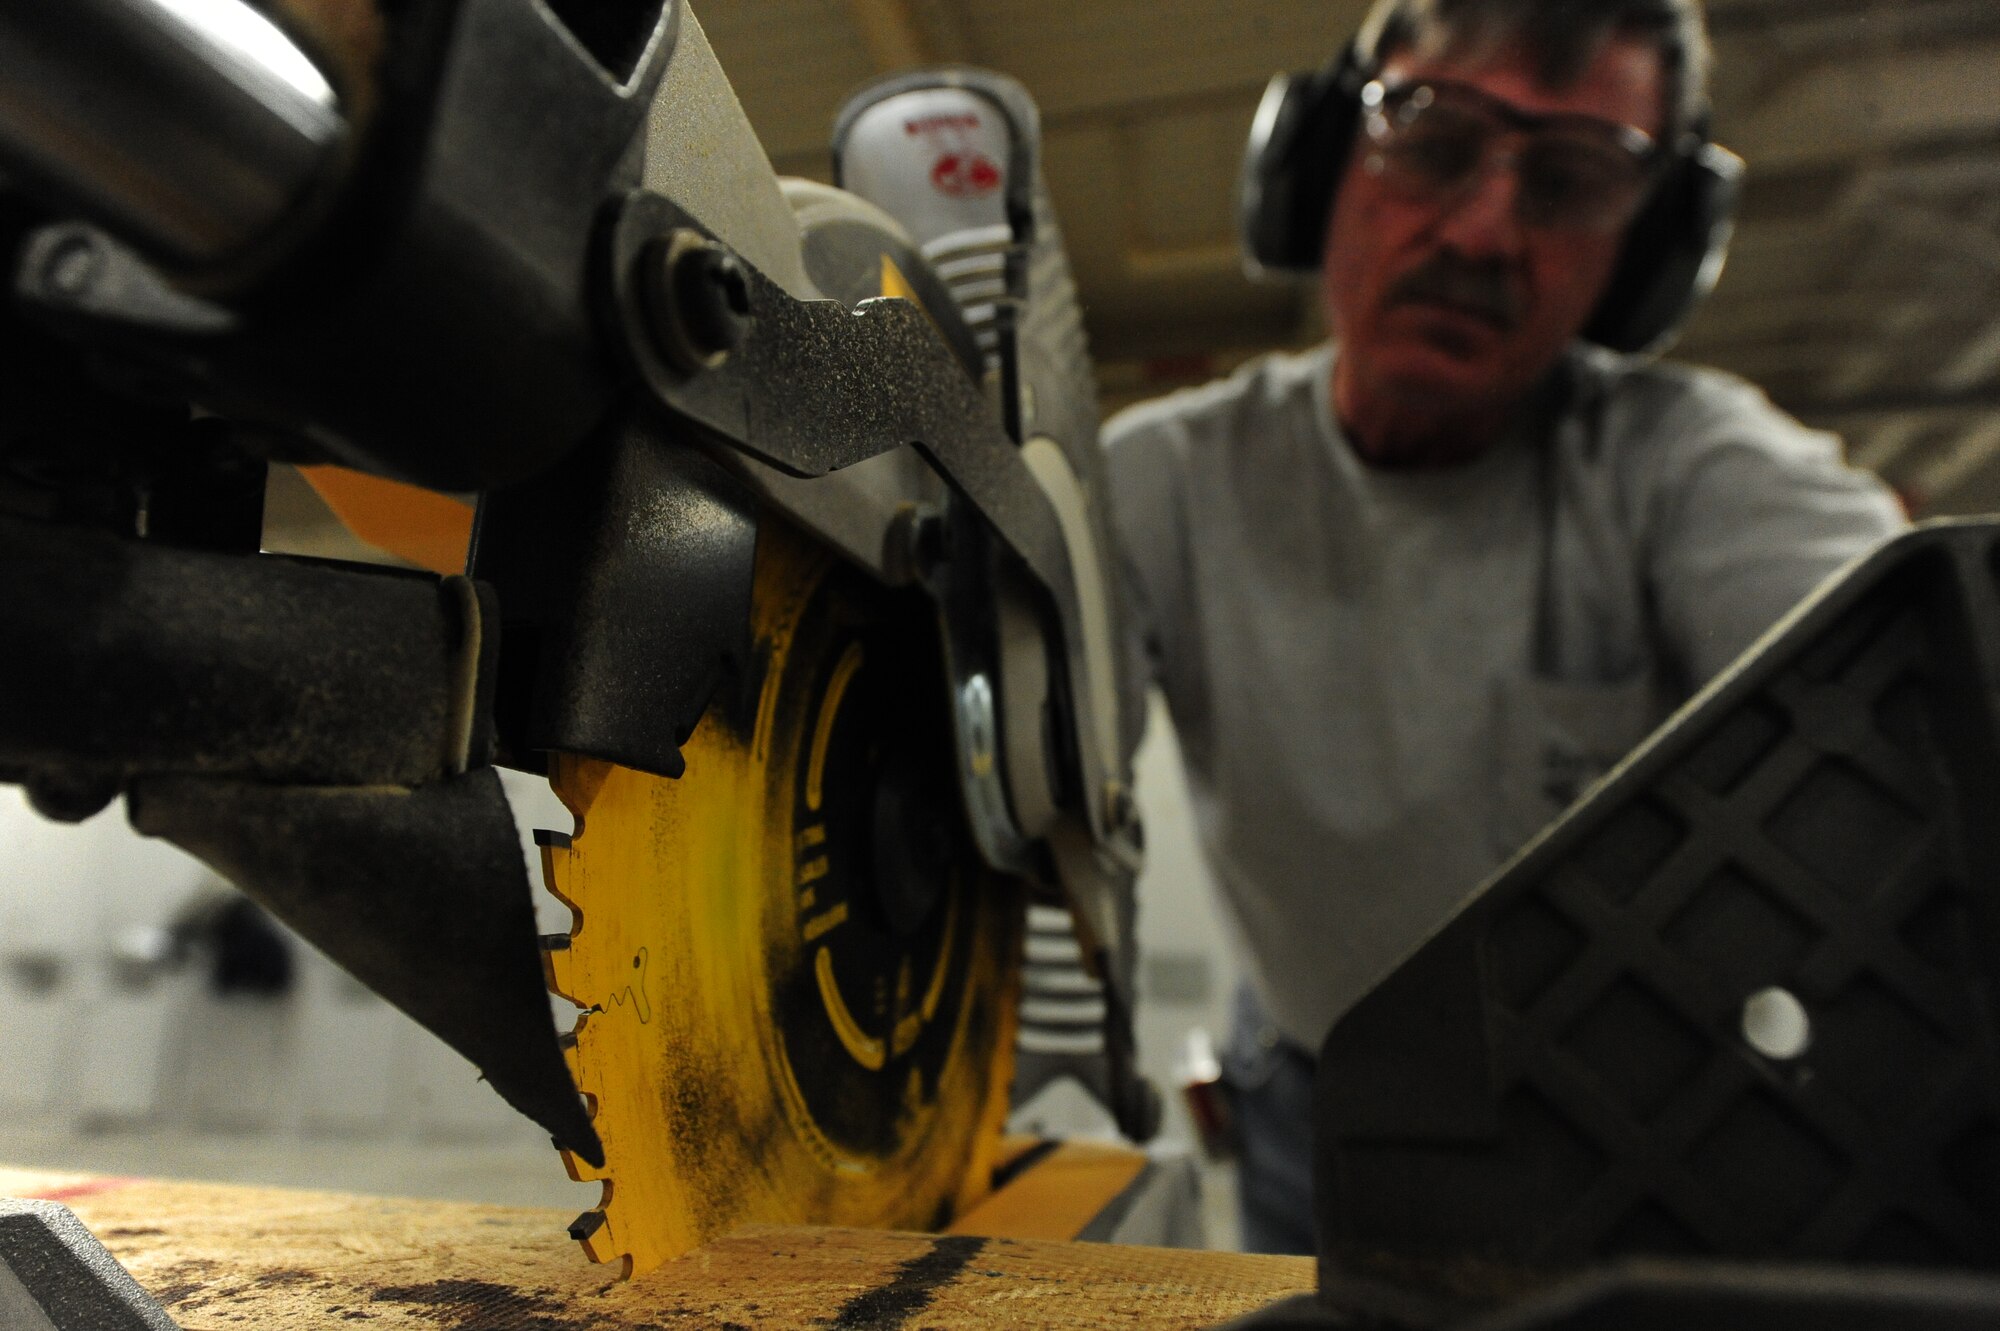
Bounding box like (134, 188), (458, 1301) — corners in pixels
(539, 518), (1022, 1276)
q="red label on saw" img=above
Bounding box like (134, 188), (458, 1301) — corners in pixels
(930, 151), (1001, 198)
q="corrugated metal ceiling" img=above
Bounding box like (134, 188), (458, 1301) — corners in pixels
(697, 0), (2000, 515)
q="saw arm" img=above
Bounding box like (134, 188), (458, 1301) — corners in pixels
(0, 0), (1155, 1268)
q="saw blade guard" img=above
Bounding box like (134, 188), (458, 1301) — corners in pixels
(834, 68), (1159, 1143)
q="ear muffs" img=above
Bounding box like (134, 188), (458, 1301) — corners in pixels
(1238, 42), (1744, 357)
(1239, 45), (1369, 277)
(1583, 140), (1741, 353)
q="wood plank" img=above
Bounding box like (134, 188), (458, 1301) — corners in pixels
(0, 1169), (1313, 1329)
(947, 1141), (1147, 1241)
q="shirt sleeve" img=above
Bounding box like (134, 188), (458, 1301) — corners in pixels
(1641, 372), (1909, 686)
(1102, 404), (1194, 762)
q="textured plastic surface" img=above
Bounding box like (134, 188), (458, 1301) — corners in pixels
(0, 1199), (178, 1330)
(1318, 521), (2000, 1282)
(1217, 1265), (2000, 1330)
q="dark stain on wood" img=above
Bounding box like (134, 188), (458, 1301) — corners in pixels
(149, 1281), (213, 1308)
(822, 1235), (988, 1330)
(253, 1268), (322, 1288)
(368, 1278), (591, 1329)
(147, 1257), (225, 1308)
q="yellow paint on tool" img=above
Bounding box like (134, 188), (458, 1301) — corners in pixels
(816, 945), (886, 1071)
(890, 959), (916, 1056)
(542, 518), (1021, 1278)
(946, 1140), (1151, 1242)
(880, 255), (918, 302)
(920, 893), (956, 1022)
(296, 465), (475, 574)
(802, 900), (848, 943)
(880, 255), (960, 349)
(806, 641), (864, 813)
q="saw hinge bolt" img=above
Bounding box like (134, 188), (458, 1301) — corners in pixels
(41, 231), (106, 299)
(1105, 780), (1143, 849)
(886, 503), (952, 584)
(642, 229), (752, 372)
(909, 508), (951, 577)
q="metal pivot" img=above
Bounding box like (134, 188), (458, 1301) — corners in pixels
(640, 230), (754, 371)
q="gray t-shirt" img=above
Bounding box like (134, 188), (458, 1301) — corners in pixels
(1104, 343), (1906, 1050)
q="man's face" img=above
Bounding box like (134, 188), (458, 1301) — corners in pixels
(1323, 36), (1665, 426)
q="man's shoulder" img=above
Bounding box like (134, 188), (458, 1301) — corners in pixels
(1576, 348), (1809, 445)
(1567, 347), (1903, 552)
(1102, 346), (1328, 456)
(1568, 347), (1841, 477)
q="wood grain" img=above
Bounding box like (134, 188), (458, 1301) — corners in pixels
(946, 1140), (1149, 1241)
(0, 1168), (1312, 1329)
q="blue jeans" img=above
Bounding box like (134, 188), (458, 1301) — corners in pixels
(1224, 982), (1318, 1255)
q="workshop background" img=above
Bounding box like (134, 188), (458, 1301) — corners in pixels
(3, 0), (1997, 1251)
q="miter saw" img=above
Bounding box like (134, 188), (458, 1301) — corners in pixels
(0, 0), (1158, 1277)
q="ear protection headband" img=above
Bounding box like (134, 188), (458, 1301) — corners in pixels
(1238, 36), (1743, 356)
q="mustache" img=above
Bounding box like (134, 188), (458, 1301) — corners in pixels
(1384, 256), (1522, 330)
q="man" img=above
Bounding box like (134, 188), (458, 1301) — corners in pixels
(1103, 0), (1905, 1254)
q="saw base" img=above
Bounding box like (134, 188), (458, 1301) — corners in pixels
(0, 1162), (1306, 1330)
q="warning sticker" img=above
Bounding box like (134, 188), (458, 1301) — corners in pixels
(930, 151), (1002, 198)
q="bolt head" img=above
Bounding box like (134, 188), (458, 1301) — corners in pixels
(671, 239), (750, 359)
(909, 510), (949, 577)
(639, 230), (754, 372)
(42, 235), (104, 298)
(1105, 780), (1135, 829)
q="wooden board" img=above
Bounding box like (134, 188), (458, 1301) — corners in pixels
(0, 1168), (1312, 1329)
(947, 1140), (1149, 1241)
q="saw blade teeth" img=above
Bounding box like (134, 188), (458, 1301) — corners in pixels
(583, 1235), (619, 1268)
(568, 1180), (632, 1271)
(593, 1187), (639, 1274)
(537, 835), (587, 1003)
(539, 838), (583, 915)
(535, 758), (632, 1268)
(560, 1014), (595, 1097)
(567, 1202), (627, 1272)
(556, 1016), (584, 1070)
(542, 934), (579, 1002)
(558, 1119), (604, 1184)
(561, 1142), (611, 1184)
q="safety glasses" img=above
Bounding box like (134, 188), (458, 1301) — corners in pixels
(1359, 78), (1662, 234)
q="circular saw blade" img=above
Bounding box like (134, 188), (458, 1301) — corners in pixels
(539, 519), (1022, 1277)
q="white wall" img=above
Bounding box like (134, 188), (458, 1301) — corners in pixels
(0, 775), (575, 1147)
(1, 789), (213, 1124)
(1130, 693), (1237, 1139)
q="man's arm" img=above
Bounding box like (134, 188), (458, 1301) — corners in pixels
(1103, 405), (1195, 763)
(1643, 372), (1908, 687)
